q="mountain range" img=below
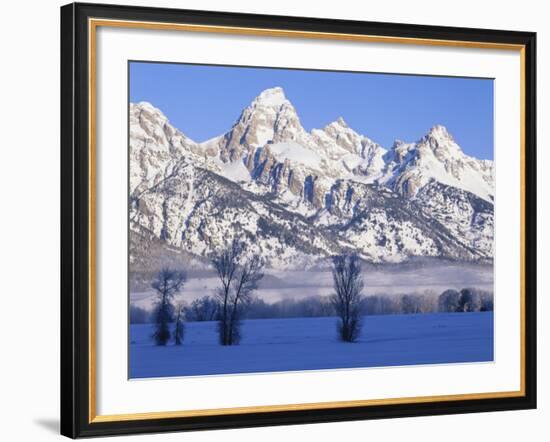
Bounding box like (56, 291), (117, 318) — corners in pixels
(129, 87), (494, 270)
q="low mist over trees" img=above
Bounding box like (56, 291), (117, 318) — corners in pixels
(212, 240), (264, 345)
(131, 287), (494, 325)
(244, 296), (334, 319)
(330, 254), (365, 342)
(151, 268), (186, 345)
(129, 305), (150, 324)
(438, 289), (461, 312)
(438, 288), (493, 313)
(184, 296), (219, 322)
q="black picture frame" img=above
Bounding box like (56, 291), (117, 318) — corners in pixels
(61, 2), (537, 438)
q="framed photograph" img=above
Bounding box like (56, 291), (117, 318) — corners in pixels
(60, 2), (536, 438)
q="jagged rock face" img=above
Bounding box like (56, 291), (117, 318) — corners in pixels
(131, 160), (344, 269)
(129, 102), (208, 199)
(311, 118), (387, 180)
(381, 126), (494, 202)
(415, 181), (494, 257)
(214, 87), (309, 162)
(129, 87), (494, 268)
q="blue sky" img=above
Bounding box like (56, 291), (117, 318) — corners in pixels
(130, 61), (494, 160)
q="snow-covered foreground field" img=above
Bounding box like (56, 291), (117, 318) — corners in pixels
(129, 312), (493, 378)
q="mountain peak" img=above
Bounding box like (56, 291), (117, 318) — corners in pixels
(422, 125), (465, 157)
(427, 124), (453, 141)
(334, 116), (348, 127)
(132, 101), (165, 116)
(253, 87), (288, 107)
(392, 139), (405, 148)
(324, 117), (350, 131)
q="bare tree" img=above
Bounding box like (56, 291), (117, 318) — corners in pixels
(129, 304), (150, 324)
(185, 296), (219, 321)
(480, 291), (494, 312)
(212, 240), (240, 345)
(151, 268), (186, 346)
(438, 289), (460, 312)
(212, 240), (264, 345)
(330, 254), (364, 342)
(174, 302), (185, 345)
(459, 288), (482, 312)
(227, 254), (264, 344)
(401, 294), (420, 314)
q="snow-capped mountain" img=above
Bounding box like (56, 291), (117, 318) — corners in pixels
(380, 125), (494, 202)
(129, 87), (494, 269)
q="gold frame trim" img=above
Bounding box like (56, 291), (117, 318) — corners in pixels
(88, 18), (527, 424)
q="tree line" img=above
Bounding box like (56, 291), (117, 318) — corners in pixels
(136, 244), (493, 346)
(132, 288), (494, 324)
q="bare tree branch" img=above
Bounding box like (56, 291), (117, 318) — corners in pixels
(330, 254), (364, 342)
(211, 240), (264, 345)
(151, 268), (187, 346)
(174, 302), (185, 346)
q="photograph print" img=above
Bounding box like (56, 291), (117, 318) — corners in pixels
(128, 62), (494, 379)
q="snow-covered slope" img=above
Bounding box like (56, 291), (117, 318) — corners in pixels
(129, 87), (494, 267)
(380, 125), (494, 202)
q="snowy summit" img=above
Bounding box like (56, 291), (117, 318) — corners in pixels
(252, 86), (289, 107)
(129, 87), (494, 268)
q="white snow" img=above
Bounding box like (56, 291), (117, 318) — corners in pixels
(180, 170), (195, 218)
(129, 312), (494, 378)
(379, 127), (494, 202)
(268, 141), (323, 170)
(253, 86), (288, 107)
(251, 126), (272, 147)
(341, 153), (363, 170)
(199, 134), (224, 150)
(129, 94), (495, 268)
(220, 160), (251, 182)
